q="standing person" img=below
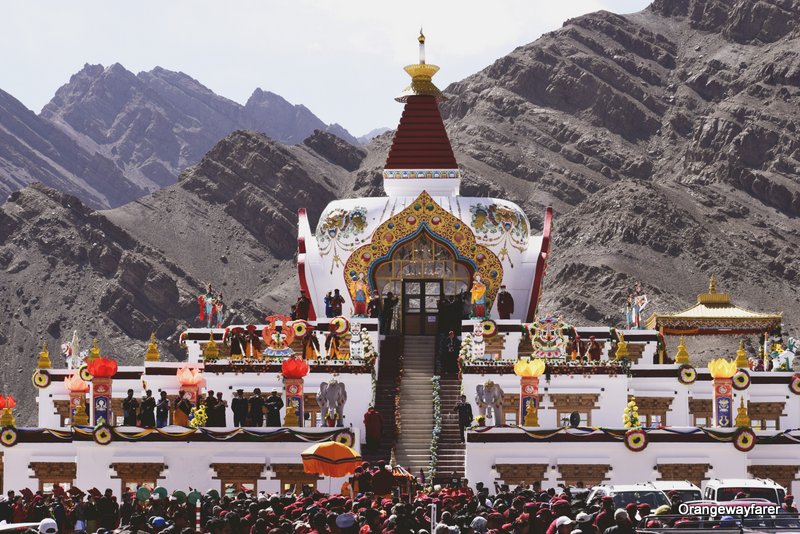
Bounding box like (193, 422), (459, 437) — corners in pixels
(444, 331), (460, 375)
(324, 291), (334, 318)
(331, 289), (345, 317)
(174, 391), (192, 427)
(289, 305), (297, 321)
(497, 285), (514, 320)
(265, 390), (284, 427)
(249, 388), (265, 427)
(231, 389), (248, 427)
(367, 290), (381, 319)
(302, 330), (320, 360)
(139, 390), (156, 428)
(96, 489), (118, 530)
(214, 392), (228, 426)
(379, 292), (399, 335)
(122, 389), (139, 426)
(594, 497), (615, 533)
(452, 395), (473, 443)
(214, 294), (225, 328)
(363, 407), (384, 451)
(296, 291), (311, 321)
(156, 391), (170, 428)
(602, 509), (633, 534)
(205, 391), (218, 427)
(352, 273), (370, 317)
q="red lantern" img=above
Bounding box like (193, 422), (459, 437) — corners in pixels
(281, 357), (309, 379)
(87, 358), (118, 378)
(64, 374), (90, 393)
(177, 367), (204, 387)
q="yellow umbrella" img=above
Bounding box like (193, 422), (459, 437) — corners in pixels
(301, 441), (362, 478)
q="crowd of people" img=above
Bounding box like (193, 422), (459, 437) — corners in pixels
(5, 472), (800, 534)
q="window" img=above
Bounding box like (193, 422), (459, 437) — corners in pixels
(557, 411), (590, 426)
(694, 416), (708, 427)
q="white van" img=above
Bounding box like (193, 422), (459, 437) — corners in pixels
(650, 480), (702, 503)
(703, 478), (786, 505)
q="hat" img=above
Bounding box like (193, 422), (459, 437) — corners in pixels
(470, 516), (488, 533)
(614, 509), (629, 520)
(576, 512), (592, 523)
(335, 513), (356, 529)
(152, 517), (168, 528)
(237, 388), (244, 393)
(39, 519), (58, 534)
(601, 496), (613, 503)
(555, 516), (574, 527)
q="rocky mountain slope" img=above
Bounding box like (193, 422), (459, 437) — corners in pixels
(1, 64), (358, 209)
(2, 0), (800, 418)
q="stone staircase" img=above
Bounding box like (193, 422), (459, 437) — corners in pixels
(436, 377), (466, 480)
(395, 336), (436, 479)
(361, 336), (403, 465)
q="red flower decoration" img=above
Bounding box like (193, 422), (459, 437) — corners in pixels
(86, 358), (118, 378)
(5, 396), (15, 409)
(281, 357), (309, 379)
(64, 374), (90, 393)
(176, 367), (204, 387)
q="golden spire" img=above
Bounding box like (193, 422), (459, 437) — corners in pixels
(36, 341), (52, 369)
(523, 398), (539, 427)
(734, 339), (749, 368)
(396, 32), (442, 102)
(86, 339), (101, 362)
(615, 333), (629, 361)
(145, 333), (160, 362)
(202, 332), (219, 362)
(674, 336), (690, 364)
(735, 397), (751, 428)
(698, 274), (730, 305)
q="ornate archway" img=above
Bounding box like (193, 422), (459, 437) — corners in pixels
(344, 191), (503, 309)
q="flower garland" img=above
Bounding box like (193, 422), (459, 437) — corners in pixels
(427, 375), (442, 482)
(458, 334), (473, 362)
(189, 405), (208, 428)
(624, 429), (648, 452)
(360, 328), (378, 406)
(732, 369), (751, 390)
(789, 374), (800, 395)
(678, 364), (697, 384)
(394, 354), (404, 439)
(733, 427), (756, 452)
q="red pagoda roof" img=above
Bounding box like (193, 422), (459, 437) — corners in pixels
(384, 95), (458, 170)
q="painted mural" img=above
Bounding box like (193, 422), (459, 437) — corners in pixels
(470, 203), (529, 266)
(316, 206), (369, 273)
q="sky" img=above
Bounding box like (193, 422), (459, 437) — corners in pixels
(2, 0), (651, 137)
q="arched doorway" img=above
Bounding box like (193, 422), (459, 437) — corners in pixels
(373, 231), (473, 335)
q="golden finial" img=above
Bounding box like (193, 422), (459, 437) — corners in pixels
(523, 398), (539, 427)
(418, 28), (425, 44)
(735, 397), (751, 428)
(709, 274), (717, 293)
(615, 333), (629, 361)
(397, 31), (441, 102)
(283, 401), (299, 427)
(202, 332), (219, 362)
(735, 339), (749, 368)
(145, 333), (160, 362)
(698, 274), (730, 305)
(674, 336), (690, 364)
(86, 339), (101, 362)
(36, 341), (52, 369)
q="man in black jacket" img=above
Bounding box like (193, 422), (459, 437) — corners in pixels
(265, 390), (284, 427)
(122, 389), (139, 426)
(156, 391), (170, 428)
(249, 388), (265, 426)
(452, 395), (473, 442)
(139, 390), (156, 428)
(231, 389), (248, 426)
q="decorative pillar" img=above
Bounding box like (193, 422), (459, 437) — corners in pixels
(514, 359), (545, 427)
(708, 358), (737, 427)
(176, 367), (204, 403)
(86, 353), (118, 426)
(145, 333), (160, 362)
(63, 374), (90, 426)
(281, 357), (309, 427)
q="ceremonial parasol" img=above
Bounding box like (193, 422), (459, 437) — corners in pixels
(301, 441), (362, 478)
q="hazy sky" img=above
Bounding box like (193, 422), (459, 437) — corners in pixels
(2, 0), (651, 136)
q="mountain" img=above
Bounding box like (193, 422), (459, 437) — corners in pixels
(0, 87), (143, 207)
(3, 0), (800, 418)
(358, 127), (391, 144)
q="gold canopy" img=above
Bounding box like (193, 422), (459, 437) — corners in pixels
(645, 275), (782, 335)
(396, 31), (443, 102)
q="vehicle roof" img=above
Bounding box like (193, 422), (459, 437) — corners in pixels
(591, 483), (660, 492)
(683, 499), (775, 506)
(706, 479), (784, 489)
(650, 481), (701, 491)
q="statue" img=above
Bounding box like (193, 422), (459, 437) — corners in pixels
(772, 338), (797, 371)
(214, 294), (224, 328)
(475, 381), (504, 425)
(628, 282), (648, 329)
(262, 316), (296, 358)
(318, 379), (347, 427)
(352, 273), (370, 317)
(470, 323), (487, 360)
(61, 330), (86, 370)
(348, 322), (363, 359)
(470, 274), (487, 319)
(198, 284), (215, 327)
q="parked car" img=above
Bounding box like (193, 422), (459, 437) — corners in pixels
(586, 483), (671, 509)
(703, 478), (786, 505)
(650, 480), (702, 503)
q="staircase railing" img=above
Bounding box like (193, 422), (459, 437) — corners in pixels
(427, 374), (442, 482)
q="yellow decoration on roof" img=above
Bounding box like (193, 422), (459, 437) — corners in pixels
(523, 398), (539, 427)
(86, 339), (101, 362)
(514, 358), (545, 377)
(735, 397), (751, 428)
(202, 332), (219, 362)
(674, 336), (690, 364)
(734, 340), (749, 368)
(615, 333), (629, 361)
(145, 333), (160, 362)
(708, 358), (737, 379)
(645, 275), (782, 335)
(396, 32), (442, 102)
(36, 341), (52, 369)
(0, 407), (14, 427)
